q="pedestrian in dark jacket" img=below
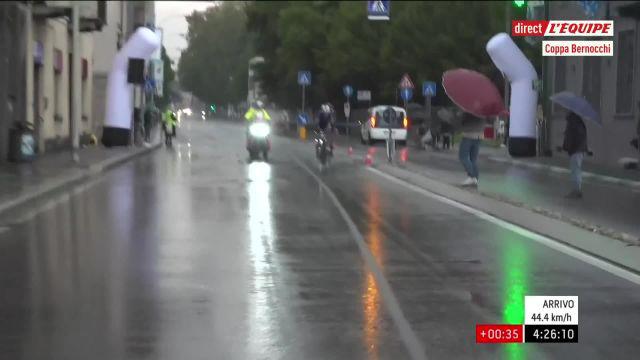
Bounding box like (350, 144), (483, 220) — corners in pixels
(562, 111), (587, 199)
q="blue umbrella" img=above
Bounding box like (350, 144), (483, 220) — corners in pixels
(550, 91), (601, 125)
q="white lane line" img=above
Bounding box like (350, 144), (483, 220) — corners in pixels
(294, 157), (428, 360)
(368, 167), (640, 286)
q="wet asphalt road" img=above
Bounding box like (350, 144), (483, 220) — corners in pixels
(0, 119), (639, 360)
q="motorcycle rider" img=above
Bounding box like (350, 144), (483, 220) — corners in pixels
(244, 100), (272, 153)
(163, 109), (177, 145)
(244, 100), (271, 123)
(316, 103), (336, 154)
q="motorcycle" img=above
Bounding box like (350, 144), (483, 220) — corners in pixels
(247, 112), (271, 161)
(163, 123), (175, 147)
(315, 129), (331, 168)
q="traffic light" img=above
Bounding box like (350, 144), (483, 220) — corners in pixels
(512, 0), (528, 20)
(210, 104), (216, 113)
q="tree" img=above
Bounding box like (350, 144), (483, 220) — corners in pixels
(246, 1), (537, 110)
(178, 2), (251, 106)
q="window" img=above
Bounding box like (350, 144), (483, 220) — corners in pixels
(583, 57), (601, 113)
(97, 1), (107, 25)
(553, 57), (566, 113)
(82, 58), (90, 122)
(54, 48), (63, 122)
(616, 30), (634, 115)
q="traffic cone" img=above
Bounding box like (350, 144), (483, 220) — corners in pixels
(348, 146), (353, 155)
(365, 153), (373, 166)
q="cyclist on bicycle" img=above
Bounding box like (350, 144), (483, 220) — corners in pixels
(316, 103), (336, 154)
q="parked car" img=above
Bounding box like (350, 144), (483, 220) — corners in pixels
(360, 105), (409, 145)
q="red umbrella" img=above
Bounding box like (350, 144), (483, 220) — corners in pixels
(442, 69), (506, 118)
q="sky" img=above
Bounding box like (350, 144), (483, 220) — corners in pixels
(155, 1), (216, 66)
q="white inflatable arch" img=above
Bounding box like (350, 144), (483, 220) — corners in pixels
(486, 33), (538, 157)
(102, 27), (161, 146)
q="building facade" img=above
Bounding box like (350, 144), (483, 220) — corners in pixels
(32, 13), (96, 152)
(0, 1), (106, 158)
(0, 1), (156, 162)
(549, 1), (640, 166)
(0, 3), (29, 161)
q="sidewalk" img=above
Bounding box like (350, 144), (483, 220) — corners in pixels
(406, 133), (640, 187)
(0, 140), (161, 215)
(329, 132), (640, 243)
(483, 146), (640, 188)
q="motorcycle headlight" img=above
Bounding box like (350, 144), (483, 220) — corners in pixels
(249, 123), (270, 137)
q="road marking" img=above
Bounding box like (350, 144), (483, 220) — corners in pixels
(294, 158), (428, 360)
(367, 167), (640, 286)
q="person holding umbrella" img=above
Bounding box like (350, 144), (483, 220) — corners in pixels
(550, 91), (600, 199)
(560, 111), (588, 199)
(458, 112), (485, 186)
(442, 69), (507, 187)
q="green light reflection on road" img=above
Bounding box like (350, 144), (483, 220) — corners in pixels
(502, 233), (529, 360)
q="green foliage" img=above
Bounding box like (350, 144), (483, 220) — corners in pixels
(245, 1), (534, 110)
(182, 1), (539, 111)
(178, 2), (251, 105)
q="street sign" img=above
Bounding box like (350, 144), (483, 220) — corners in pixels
(367, 0), (390, 21)
(400, 88), (413, 102)
(144, 78), (155, 94)
(399, 73), (414, 89)
(151, 28), (163, 60)
(298, 71), (312, 86)
(343, 85), (353, 98)
(344, 102), (351, 118)
(579, 0), (599, 19)
(153, 59), (164, 79)
(422, 81), (436, 97)
(357, 90), (372, 101)
(155, 79), (163, 97)
(297, 113), (309, 125)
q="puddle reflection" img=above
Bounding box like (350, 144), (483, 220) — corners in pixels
(502, 234), (529, 360)
(246, 162), (279, 353)
(363, 183), (384, 359)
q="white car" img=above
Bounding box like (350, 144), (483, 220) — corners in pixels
(360, 105), (409, 144)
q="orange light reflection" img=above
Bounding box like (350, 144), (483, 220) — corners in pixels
(363, 184), (383, 359)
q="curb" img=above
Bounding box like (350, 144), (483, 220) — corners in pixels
(364, 161), (640, 276)
(0, 142), (161, 216)
(396, 157), (640, 245)
(488, 156), (640, 189)
(335, 144), (640, 245)
(288, 134), (640, 245)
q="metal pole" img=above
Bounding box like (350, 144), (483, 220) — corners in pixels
(504, 1), (511, 108)
(302, 84), (305, 114)
(71, 4), (81, 162)
(541, 0), (552, 156)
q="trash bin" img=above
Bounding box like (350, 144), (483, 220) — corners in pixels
(8, 122), (36, 163)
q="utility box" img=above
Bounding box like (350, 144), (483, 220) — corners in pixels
(8, 122), (36, 163)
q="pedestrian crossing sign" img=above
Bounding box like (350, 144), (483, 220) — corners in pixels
(367, 0), (390, 20)
(298, 71), (312, 86)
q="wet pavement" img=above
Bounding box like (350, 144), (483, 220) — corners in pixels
(333, 135), (640, 239)
(0, 119), (639, 359)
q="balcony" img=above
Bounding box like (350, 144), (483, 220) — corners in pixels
(31, 1), (106, 32)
